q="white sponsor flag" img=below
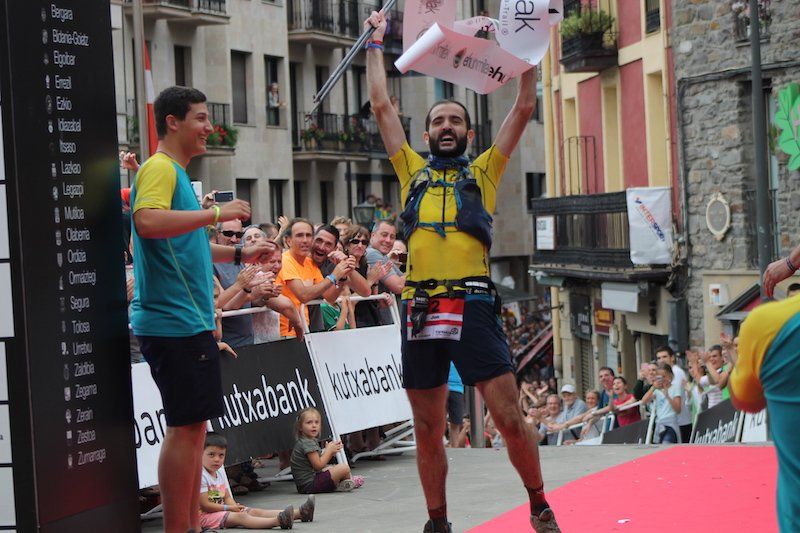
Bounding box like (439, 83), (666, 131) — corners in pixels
(626, 187), (674, 265)
(396, 0), (562, 94)
(305, 325), (412, 435)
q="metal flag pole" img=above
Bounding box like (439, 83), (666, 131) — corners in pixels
(306, 0), (398, 120)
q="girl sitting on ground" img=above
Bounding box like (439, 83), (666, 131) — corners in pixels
(291, 408), (364, 493)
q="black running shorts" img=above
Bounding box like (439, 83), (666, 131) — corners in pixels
(137, 331), (224, 426)
(401, 294), (514, 389)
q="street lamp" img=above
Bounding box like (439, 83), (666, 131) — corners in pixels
(353, 201), (375, 226)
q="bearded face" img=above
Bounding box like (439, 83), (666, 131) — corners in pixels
(425, 102), (471, 158)
(428, 127), (469, 157)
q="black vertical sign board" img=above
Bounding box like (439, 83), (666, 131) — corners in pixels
(0, 1), (139, 531)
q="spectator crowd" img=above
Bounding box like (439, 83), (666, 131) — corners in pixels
(124, 165), (742, 520)
(508, 339), (739, 448)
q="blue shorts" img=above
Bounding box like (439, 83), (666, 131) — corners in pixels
(401, 294), (514, 389)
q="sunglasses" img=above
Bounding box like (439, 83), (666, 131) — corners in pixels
(221, 230), (245, 238)
(349, 238), (369, 246)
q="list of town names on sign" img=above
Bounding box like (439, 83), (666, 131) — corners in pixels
(1, 0), (138, 526)
(43, 2), (106, 473)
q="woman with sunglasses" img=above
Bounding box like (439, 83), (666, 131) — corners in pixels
(342, 225), (393, 322)
(342, 225), (392, 457)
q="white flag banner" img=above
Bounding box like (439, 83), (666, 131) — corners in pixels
(626, 187), (674, 265)
(396, 0), (562, 94)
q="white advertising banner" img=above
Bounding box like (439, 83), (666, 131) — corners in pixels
(626, 187), (674, 265)
(131, 362), (167, 489)
(396, 0), (562, 94)
(306, 325), (412, 435)
(740, 409), (769, 443)
(131, 363), (216, 488)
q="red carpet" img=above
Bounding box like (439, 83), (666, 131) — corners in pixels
(468, 446), (777, 532)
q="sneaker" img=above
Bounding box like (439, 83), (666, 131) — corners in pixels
(278, 505), (294, 529)
(336, 479), (356, 492)
(299, 495), (315, 522)
(422, 519), (452, 532)
(530, 507), (561, 532)
(352, 475), (365, 488)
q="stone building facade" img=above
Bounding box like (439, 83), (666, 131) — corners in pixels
(671, 0), (800, 347)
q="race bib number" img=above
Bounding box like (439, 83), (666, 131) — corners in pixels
(407, 298), (465, 341)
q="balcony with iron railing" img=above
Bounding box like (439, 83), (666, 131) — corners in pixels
(287, 0), (375, 46)
(530, 191), (670, 281)
(732, 1), (771, 42)
(123, 0), (229, 25)
(204, 102), (236, 155)
(559, 0), (617, 73)
(292, 111), (411, 160)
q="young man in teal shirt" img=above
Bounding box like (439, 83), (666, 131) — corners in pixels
(131, 86), (275, 533)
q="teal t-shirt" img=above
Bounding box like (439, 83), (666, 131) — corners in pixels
(760, 312), (800, 532)
(129, 153), (214, 336)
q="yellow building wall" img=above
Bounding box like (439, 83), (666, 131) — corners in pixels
(548, 0), (672, 193)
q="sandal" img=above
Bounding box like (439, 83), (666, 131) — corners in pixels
(299, 495), (315, 522)
(278, 505), (294, 529)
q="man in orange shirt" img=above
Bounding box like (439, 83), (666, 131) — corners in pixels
(277, 218), (353, 336)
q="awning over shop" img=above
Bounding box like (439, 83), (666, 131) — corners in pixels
(601, 282), (639, 312)
(716, 283), (784, 323)
(496, 284), (538, 304)
(515, 327), (553, 374)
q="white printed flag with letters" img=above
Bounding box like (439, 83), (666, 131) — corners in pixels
(396, 0), (562, 94)
(626, 187), (674, 265)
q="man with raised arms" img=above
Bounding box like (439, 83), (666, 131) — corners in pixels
(365, 11), (559, 533)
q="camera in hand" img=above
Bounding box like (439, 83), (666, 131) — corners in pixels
(214, 190), (235, 202)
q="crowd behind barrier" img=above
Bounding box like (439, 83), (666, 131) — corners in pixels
(124, 183), (767, 521)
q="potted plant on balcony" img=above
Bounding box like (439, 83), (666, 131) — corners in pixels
(559, 9), (616, 72)
(340, 122), (367, 152)
(207, 123), (238, 149)
(300, 123), (324, 150)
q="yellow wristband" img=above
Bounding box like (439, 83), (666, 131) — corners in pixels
(211, 205), (221, 224)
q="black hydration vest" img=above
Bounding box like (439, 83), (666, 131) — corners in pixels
(398, 165), (493, 248)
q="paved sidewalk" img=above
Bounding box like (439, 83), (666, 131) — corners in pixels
(142, 444), (662, 532)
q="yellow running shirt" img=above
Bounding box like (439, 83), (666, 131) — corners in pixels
(389, 142), (509, 299)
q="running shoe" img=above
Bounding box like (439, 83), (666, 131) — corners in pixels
(530, 507), (561, 532)
(278, 505), (294, 529)
(422, 519), (452, 532)
(299, 495), (315, 522)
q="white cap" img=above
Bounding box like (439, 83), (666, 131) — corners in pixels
(560, 384), (576, 394)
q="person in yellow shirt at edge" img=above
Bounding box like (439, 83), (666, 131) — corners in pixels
(731, 260), (800, 532)
(364, 10), (559, 533)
